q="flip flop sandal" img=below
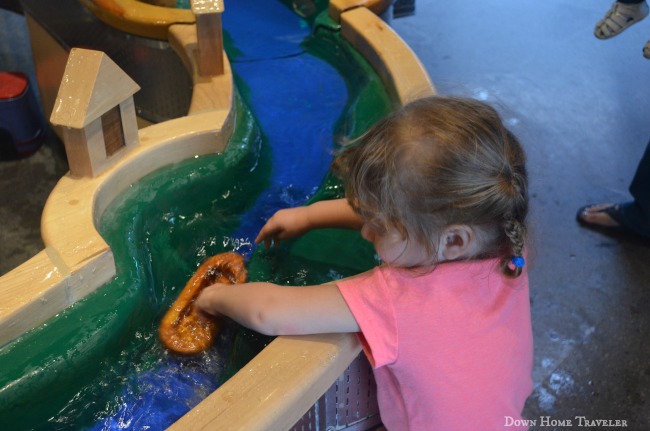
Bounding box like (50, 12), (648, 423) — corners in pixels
(576, 203), (627, 231)
(578, 203), (650, 241)
(594, 1), (649, 40)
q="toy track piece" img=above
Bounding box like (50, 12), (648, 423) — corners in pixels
(159, 252), (248, 355)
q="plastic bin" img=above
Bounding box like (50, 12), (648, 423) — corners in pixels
(0, 71), (44, 159)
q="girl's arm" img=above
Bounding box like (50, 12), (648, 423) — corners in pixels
(255, 198), (363, 247)
(195, 281), (360, 336)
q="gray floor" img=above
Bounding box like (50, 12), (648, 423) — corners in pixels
(1, 1), (650, 430)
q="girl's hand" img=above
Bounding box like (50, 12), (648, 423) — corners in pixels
(195, 282), (229, 317)
(255, 199), (364, 248)
(255, 207), (311, 247)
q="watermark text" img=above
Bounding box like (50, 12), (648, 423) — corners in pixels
(505, 416), (628, 428)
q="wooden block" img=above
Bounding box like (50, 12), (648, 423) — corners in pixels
(189, 1), (226, 77)
(340, 7), (435, 104)
(190, 0), (224, 14)
(168, 23), (233, 113)
(196, 13), (224, 76)
(169, 333), (362, 431)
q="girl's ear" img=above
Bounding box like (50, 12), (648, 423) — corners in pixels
(438, 225), (475, 261)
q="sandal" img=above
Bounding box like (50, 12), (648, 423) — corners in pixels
(576, 202), (650, 241)
(576, 203), (624, 229)
(644, 38), (650, 58)
(594, 1), (649, 40)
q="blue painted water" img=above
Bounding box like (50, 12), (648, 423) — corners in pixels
(219, 0), (348, 255)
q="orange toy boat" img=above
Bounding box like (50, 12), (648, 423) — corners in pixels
(159, 251), (247, 355)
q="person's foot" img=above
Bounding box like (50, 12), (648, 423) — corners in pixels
(576, 203), (622, 228)
(594, 1), (649, 39)
(644, 38), (650, 58)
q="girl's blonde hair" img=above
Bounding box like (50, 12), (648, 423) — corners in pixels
(335, 96), (528, 277)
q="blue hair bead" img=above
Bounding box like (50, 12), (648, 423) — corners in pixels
(511, 256), (525, 268)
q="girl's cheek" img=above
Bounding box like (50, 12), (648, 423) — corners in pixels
(361, 224), (375, 242)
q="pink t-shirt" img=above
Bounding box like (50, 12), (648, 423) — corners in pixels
(337, 259), (533, 431)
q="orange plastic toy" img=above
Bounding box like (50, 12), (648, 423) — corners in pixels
(159, 251), (247, 355)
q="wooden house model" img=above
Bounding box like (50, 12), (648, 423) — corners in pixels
(50, 48), (140, 177)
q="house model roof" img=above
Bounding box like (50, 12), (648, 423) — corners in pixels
(50, 48), (140, 129)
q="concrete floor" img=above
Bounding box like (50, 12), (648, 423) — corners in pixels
(1, 1), (650, 429)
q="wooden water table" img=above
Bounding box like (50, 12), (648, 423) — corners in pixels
(0, 1), (434, 429)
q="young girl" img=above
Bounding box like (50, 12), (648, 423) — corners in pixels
(196, 96), (533, 430)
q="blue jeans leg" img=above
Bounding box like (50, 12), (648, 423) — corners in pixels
(618, 139), (650, 238)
